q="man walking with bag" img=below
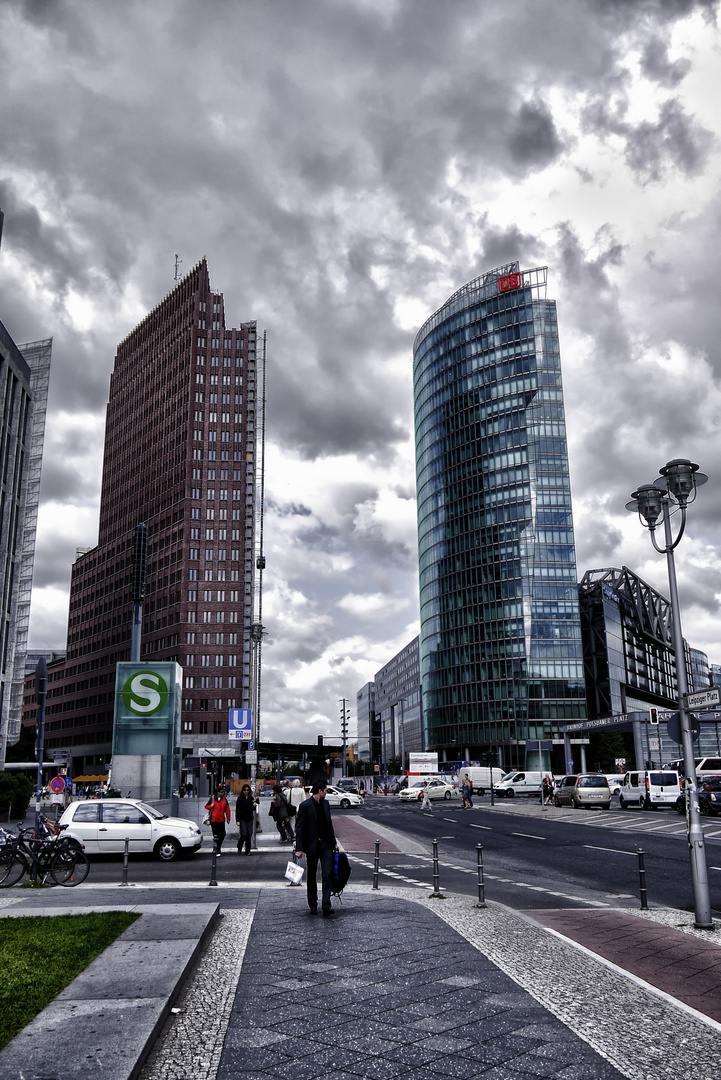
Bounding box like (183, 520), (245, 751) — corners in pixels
(294, 781), (338, 917)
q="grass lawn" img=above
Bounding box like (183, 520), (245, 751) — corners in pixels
(0, 910), (139, 1048)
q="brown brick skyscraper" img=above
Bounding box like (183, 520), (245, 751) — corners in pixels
(23, 259), (259, 776)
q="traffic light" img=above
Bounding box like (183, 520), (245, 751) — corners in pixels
(649, 708), (659, 725)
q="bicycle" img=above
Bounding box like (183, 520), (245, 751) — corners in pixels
(0, 817), (90, 887)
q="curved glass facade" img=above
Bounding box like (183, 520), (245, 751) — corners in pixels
(413, 263), (586, 763)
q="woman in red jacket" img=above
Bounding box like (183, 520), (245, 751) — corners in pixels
(205, 785), (231, 855)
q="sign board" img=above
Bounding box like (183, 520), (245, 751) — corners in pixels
(49, 776), (66, 794)
(112, 662), (182, 799)
(408, 752), (439, 774)
(245, 750), (258, 765)
(648, 737), (660, 751)
(228, 709), (252, 740)
(198, 746), (237, 757)
(685, 688), (721, 711)
(666, 711), (701, 744)
(52, 750), (71, 762)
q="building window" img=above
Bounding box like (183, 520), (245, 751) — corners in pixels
(184, 676), (195, 689)
(182, 719), (193, 733)
(186, 632), (196, 644)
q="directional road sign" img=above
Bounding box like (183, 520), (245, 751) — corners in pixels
(685, 688), (720, 711)
(228, 709), (252, 740)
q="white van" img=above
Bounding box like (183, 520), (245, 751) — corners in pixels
(663, 756), (721, 778)
(493, 770), (544, 798)
(619, 769), (681, 810)
(457, 767), (499, 796)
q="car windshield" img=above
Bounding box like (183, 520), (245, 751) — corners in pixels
(138, 802), (165, 819)
(579, 776), (608, 788)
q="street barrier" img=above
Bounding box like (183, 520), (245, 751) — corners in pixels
(120, 836), (130, 887)
(475, 844), (486, 908)
(637, 848), (648, 909)
(430, 838), (443, 897)
(208, 835), (219, 887)
(372, 838), (380, 890)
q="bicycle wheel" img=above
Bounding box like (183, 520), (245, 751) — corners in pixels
(50, 847), (90, 887)
(0, 849), (27, 887)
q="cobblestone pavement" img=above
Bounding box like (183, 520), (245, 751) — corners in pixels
(138, 908), (254, 1080)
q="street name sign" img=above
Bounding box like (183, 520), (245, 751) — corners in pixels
(685, 688), (720, 711)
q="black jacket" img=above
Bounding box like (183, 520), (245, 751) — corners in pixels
(295, 795), (336, 854)
(235, 794), (255, 822)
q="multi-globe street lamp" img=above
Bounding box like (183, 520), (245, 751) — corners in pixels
(625, 458), (713, 929)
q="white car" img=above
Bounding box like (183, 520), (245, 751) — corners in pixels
(399, 779), (454, 802)
(324, 785), (363, 809)
(58, 799), (203, 861)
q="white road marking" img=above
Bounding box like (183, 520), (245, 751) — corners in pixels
(469, 823), (492, 830)
(584, 845), (636, 856)
(511, 832), (546, 840)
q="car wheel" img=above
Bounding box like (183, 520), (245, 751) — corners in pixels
(699, 800), (711, 816)
(676, 800), (686, 816)
(476, 788), (485, 797)
(444, 790), (451, 800)
(155, 837), (180, 861)
(553, 795), (561, 807)
(340, 798), (350, 809)
(506, 789), (515, 798)
(619, 796), (626, 809)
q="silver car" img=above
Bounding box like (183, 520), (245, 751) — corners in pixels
(554, 774), (610, 810)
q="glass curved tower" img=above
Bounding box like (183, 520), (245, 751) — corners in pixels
(413, 263), (586, 767)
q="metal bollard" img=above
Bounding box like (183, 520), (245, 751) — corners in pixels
(430, 838), (443, 897)
(476, 844), (486, 908)
(120, 836), (130, 887)
(637, 848), (648, 909)
(208, 834), (219, 887)
(372, 839), (380, 890)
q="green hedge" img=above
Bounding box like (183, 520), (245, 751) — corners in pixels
(0, 772), (33, 818)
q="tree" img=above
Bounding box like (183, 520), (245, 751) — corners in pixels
(0, 772), (33, 818)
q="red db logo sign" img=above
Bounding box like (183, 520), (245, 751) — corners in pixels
(498, 273), (521, 293)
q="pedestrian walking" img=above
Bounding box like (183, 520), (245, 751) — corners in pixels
(270, 785), (294, 843)
(289, 778), (305, 813)
(205, 786), (231, 855)
(294, 781), (338, 916)
(461, 778), (473, 808)
(421, 784), (432, 810)
(235, 783), (255, 854)
(542, 775), (554, 805)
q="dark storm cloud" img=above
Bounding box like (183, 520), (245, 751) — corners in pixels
(508, 102), (564, 171)
(641, 36), (692, 86)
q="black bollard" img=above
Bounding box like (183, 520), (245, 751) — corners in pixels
(430, 838), (443, 897)
(372, 838), (380, 890)
(476, 844), (486, 908)
(120, 836), (130, 887)
(208, 834), (219, 887)
(637, 848), (648, 909)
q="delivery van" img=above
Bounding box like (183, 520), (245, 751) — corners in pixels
(493, 770), (544, 798)
(457, 767), (498, 796)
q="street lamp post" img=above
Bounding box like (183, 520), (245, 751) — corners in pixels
(626, 458), (713, 929)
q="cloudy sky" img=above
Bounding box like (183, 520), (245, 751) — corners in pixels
(2, 0), (721, 743)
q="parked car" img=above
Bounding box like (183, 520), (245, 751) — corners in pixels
(58, 798), (203, 860)
(619, 769), (681, 810)
(553, 774), (611, 810)
(324, 785), (363, 809)
(675, 775), (721, 817)
(257, 784), (276, 798)
(335, 778), (363, 796)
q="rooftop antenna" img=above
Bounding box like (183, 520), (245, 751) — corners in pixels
(174, 254), (182, 282)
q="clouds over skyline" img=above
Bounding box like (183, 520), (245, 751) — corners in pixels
(2, 0), (721, 740)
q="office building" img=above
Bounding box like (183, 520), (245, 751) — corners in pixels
(413, 263), (586, 770)
(355, 681), (377, 763)
(373, 636), (423, 767)
(577, 566), (721, 766)
(0, 213), (52, 766)
(21, 259), (258, 775)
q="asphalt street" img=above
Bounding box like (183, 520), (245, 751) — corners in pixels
(72, 794), (721, 917)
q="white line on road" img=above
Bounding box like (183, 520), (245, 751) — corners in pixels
(584, 845), (637, 856)
(469, 823), (492, 830)
(512, 832), (546, 840)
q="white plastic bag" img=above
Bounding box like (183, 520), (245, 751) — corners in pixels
(285, 860), (303, 885)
